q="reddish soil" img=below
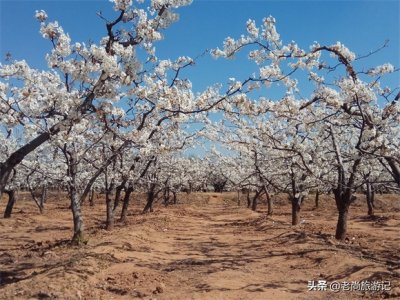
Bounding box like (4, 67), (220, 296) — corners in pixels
(0, 192), (399, 299)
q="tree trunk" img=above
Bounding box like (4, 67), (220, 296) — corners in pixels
(40, 186), (47, 208)
(163, 187), (170, 207)
(113, 182), (125, 212)
(172, 191), (177, 204)
(335, 206), (349, 240)
(237, 190), (240, 206)
(366, 182), (374, 216)
(68, 150), (84, 245)
(143, 193), (154, 214)
(333, 189), (355, 240)
(246, 190), (251, 208)
(70, 187), (84, 244)
(29, 187), (44, 214)
(143, 184), (156, 214)
(289, 171), (304, 225)
(106, 189), (115, 230)
(89, 189), (95, 206)
(251, 189), (262, 211)
(371, 187), (375, 208)
(263, 186), (273, 215)
(266, 191), (273, 215)
(291, 196), (302, 225)
(120, 185), (134, 223)
(4, 190), (16, 218)
(315, 190), (320, 208)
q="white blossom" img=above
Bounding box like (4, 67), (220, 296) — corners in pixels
(367, 63), (395, 76)
(35, 10), (48, 22)
(110, 0), (133, 11)
(246, 19), (259, 38)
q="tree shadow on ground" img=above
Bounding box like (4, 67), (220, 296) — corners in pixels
(193, 280), (305, 294)
(0, 237), (116, 287)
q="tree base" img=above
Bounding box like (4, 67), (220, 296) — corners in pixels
(71, 232), (87, 246)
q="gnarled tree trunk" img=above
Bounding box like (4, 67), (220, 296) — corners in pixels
(89, 189), (95, 206)
(172, 191), (177, 204)
(334, 188), (356, 240)
(291, 195), (303, 225)
(40, 186), (47, 208)
(143, 183), (157, 214)
(120, 184), (134, 223)
(335, 205), (349, 240)
(105, 189), (115, 230)
(4, 189), (17, 218)
(315, 190), (320, 208)
(67, 148), (84, 244)
(366, 182), (375, 216)
(163, 187), (170, 207)
(263, 186), (273, 215)
(251, 188), (262, 211)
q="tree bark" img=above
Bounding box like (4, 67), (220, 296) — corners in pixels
(4, 190), (16, 218)
(143, 184), (156, 214)
(289, 170), (304, 225)
(28, 186), (44, 214)
(40, 186), (47, 208)
(246, 190), (251, 208)
(67, 149), (84, 244)
(291, 196), (302, 225)
(335, 206), (349, 240)
(70, 187), (84, 244)
(163, 187), (170, 207)
(113, 182), (125, 211)
(333, 189), (355, 240)
(251, 189), (262, 211)
(120, 185), (134, 223)
(172, 191), (177, 204)
(263, 186), (273, 215)
(366, 182), (374, 216)
(371, 187), (375, 208)
(89, 189), (95, 206)
(105, 186), (115, 230)
(315, 190), (320, 208)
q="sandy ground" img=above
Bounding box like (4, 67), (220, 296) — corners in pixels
(0, 192), (399, 300)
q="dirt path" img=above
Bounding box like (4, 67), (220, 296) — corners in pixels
(156, 199), (297, 299)
(99, 195), (303, 300)
(0, 193), (399, 299)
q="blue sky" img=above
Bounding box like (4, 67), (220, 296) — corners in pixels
(1, 0), (399, 97)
